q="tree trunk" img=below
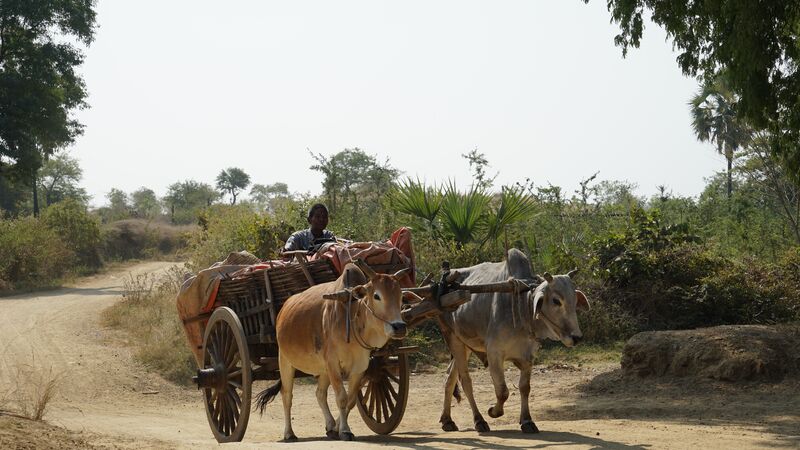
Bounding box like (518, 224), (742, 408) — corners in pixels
(726, 150), (733, 199)
(32, 172), (39, 217)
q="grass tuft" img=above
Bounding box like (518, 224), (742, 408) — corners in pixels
(102, 265), (196, 385)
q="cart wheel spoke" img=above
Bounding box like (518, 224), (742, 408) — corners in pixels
(367, 384), (376, 417)
(383, 381), (396, 410)
(374, 384), (383, 422)
(379, 387), (389, 422)
(228, 386), (242, 409)
(386, 371), (400, 384)
(385, 375), (398, 401)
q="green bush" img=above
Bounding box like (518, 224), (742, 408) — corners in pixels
(41, 199), (103, 270)
(700, 255), (799, 325)
(189, 205), (292, 270)
(103, 219), (193, 261)
(0, 216), (73, 290)
(589, 207), (800, 332)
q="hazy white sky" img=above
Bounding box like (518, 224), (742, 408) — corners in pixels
(71, 0), (723, 206)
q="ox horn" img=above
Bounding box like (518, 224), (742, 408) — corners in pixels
(393, 267), (411, 280)
(323, 289), (352, 302)
(354, 259), (378, 280)
(446, 270), (461, 284)
(567, 268), (579, 279)
(542, 272), (553, 283)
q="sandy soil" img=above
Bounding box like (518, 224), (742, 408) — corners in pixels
(1, 261), (799, 449)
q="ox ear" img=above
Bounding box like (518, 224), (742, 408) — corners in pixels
(351, 285), (368, 300)
(402, 291), (424, 304)
(575, 290), (590, 311)
(542, 272), (553, 283)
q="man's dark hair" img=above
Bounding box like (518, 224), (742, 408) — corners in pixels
(307, 203), (328, 220)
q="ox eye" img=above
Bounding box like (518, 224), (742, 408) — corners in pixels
(552, 297), (562, 306)
(373, 293), (381, 301)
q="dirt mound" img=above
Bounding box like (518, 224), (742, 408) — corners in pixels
(621, 324), (800, 381)
(0, 415), (101, 450)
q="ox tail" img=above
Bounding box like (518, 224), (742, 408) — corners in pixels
(255, 380), (282, 416)
(447, 359), (462, 403)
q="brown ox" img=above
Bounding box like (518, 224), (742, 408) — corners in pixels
(255, 261), (409, 441)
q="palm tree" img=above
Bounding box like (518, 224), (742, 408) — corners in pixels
(690, 75), (751, 198)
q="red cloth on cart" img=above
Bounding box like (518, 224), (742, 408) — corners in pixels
(311, 227), (416, 287)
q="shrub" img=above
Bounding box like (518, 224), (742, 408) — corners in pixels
(589, 207), (800, 332)
(41, 199), (103, 270)
(102, 266), (196, 384)
(189, 205), (292, 270)
(0, 216), (73, 290)
(103, 219), (193, 261)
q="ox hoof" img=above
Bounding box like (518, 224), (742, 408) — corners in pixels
(441, 420), (459, 432)
(487, 406), (504, 418)
(521, 421), (540, 434)
(474, 420), (491, 433)
(340, 431), (355, 441)
(326, 430), (339, 439)
(282, 434), (298, 442)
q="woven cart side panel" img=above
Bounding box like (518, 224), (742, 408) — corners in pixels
(211, 260), (339, 338)
(215, 273), (271, 339)
(266, 259), (339, 312)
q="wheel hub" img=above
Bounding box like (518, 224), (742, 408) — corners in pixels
(193, 364), (227, 390)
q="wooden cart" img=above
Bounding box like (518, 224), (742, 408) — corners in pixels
(190, 254), (532, 443)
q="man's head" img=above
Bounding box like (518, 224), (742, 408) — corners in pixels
(307, 203), (329, 234)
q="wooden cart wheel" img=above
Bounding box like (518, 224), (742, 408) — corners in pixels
(356, 353), (409, 434)
(200, 307), (251, 443)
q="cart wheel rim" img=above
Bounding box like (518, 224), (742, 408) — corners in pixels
(201, 307), (251, 443)
(356, 352), (409, 434)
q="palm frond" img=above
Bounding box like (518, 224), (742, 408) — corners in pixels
(386, 178), (441, 224)
(485, 185), (537, 244)
(439, 181), (490, 246)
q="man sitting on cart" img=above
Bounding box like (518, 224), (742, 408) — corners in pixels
(283, 203), (336, 253)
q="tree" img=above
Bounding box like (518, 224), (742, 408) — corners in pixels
(462, 149), (497, 190)
(131, 187), (161, 219)
(249, 182), (290, 213)
(690, 75), (751, 198)
(105, 188), (129, 221)
(216, 167), (250, 205)
(599, 0), (800, 183)
(164, 179), (219, 224)
(309, 148), (400, 237)
(738, 133), (800, 244)
(37, 152), (88, 207)
(0, 1), (97, 216)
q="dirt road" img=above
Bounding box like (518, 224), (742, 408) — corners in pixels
(1, 262), (799, 449)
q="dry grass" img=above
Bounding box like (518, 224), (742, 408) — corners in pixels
(102, 265), (196, 385)
(535, 341), (624, 367)
(1, 353), (63, 421)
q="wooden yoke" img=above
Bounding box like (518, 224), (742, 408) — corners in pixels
(400, 276), (535, 328)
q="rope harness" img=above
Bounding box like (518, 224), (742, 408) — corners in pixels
(348, 292), (395, 351)
(509, 279), (566, 342)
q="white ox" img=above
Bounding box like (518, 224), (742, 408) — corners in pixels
(437, 248), (589, 433)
